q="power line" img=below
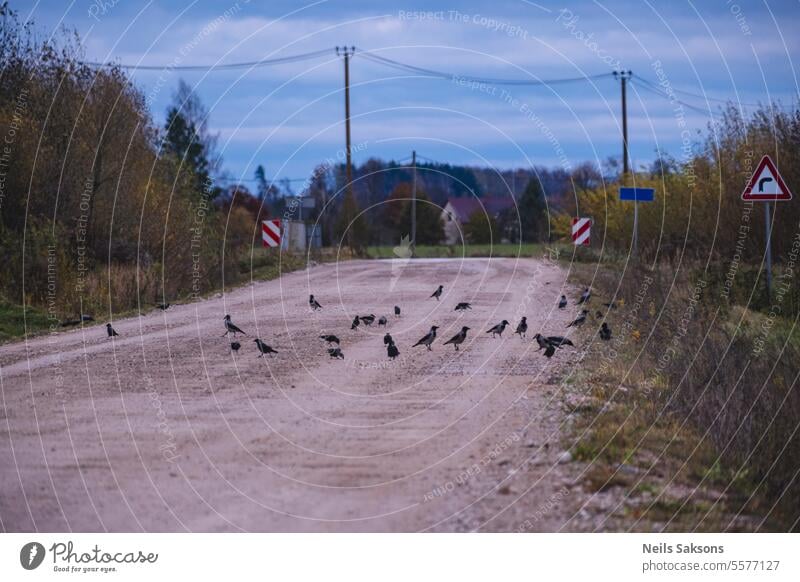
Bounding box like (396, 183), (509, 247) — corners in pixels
(629, 77), (714, 115)
(357, 50), (614, 86)
(83, 48), (335, 71)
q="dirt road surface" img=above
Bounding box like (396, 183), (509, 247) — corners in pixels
(1, 258), (598, 532)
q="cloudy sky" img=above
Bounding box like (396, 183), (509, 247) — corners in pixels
(25, 0), (800, 189)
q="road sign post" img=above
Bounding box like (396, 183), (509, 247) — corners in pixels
(572, 217), (591, 246)
(741, 155), (793, 300)
(619, 187), (655, 256)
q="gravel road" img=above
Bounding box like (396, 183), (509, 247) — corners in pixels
(0, 257), (593, 532)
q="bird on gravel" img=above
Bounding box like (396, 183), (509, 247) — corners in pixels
(454, 302), (472, 311)
(254, 339), (278, 357)
(599, 322), (612, 341)
(223, 314), (247, 337)
(230, 341), (241, 353)
(378, 316), (387, 326)
(577, 288), (591, 305)
(546, 335), (574, 348)
(328, 347), (344, 359)
(515, 317), (528, 338)
(387, 341), (399, 360)
(360, 314), (376, 326)
(394, 305), (401, 317)
(309, 294), (322, 310)
(106, 323), (119, 337)
(413, 326), (439, 350)
(430, 285), (444, 301)
(351, 316), (361, 330)
(567, 310), (588, 328)
(558, 295), (568, 309)
(320, 334), (340, 345)
(444, 326), (470, 351)
(542, 343), (556, 358)
(157, 303), (171, 310)
(383, 332), (394, 346)
(486, 320), (510, 338)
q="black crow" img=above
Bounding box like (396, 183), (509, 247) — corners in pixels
(360, 314), (376, 326)
(106, 323), (119, 337)
(320, 334), (340, 345)
(542, 343), (556, 358)
(254, 339), (278, 356)
(413, 326), (439, 350)
(486, 320), (510, 338)
(546, 335), (574, 348)
(515, 317), (528, 338)
(230, 341), (241, 353)
(394, 305), (401, 317)
(351, 316), (361, 330)
(577, 288), (591, 305)
(558, 295), (568, 309)
(567, 310), (588, 328)
(444, 326), (470, 351)
(430, 285), (443, 301)
(328, 347), (344, 359)
(599, 322), (612, 341)
(454, 302), (472, 311)
(223, 314), (247, 337)
(157, 303), (171, 310)
(383, 333), (394, 346)
(378, 316), (387, 326)
(309, 294), (322, 310)
(387, 342), (399, 360)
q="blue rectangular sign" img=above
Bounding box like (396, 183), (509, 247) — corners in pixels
(619, 187), (655, 202)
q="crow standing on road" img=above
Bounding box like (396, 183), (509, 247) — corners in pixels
(328, 347), (344, 359)
(599, 322), (612, 341)
(542, 343), (556, 358)
(320, 334), (340, 345)
(378, 316), (387, 326)
(360, 314), (376, 326)
(254, 339), (278, 357)
(230, 341), (241, 353)
(558, 295), (568, 309)
(413, 326), (439, 350)
(454, 302), (472, 311)
(444, 326), (470, 351)
(223, 315), (247, 337)
(546, 335), (574, 348)
(387, 341), (400, 360)
(430, 285), (444, 301)
(157, 303), (171, 310)
(351, 316), (361, 330)
(383, 332), (394, 346)
(309, 295), (322, 310)
(486, 320), (510, 338)
(577, 288), (591, 305)
(106, 323), (119, 337)
(515, 317), (528, 338)
(567, 310), (588, 328)
(394, 305), (401, 317)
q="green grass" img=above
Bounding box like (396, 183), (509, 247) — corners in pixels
(0, 298), (52, 342)
(365, 243), (550, 258)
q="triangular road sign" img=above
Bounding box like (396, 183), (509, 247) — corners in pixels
(742, 155), (793, 201)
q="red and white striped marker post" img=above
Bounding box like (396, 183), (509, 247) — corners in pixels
(571, 217), (591, 246)
(262, 219), (281, 248)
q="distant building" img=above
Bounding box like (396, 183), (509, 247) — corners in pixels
(441, 197), (515, 244)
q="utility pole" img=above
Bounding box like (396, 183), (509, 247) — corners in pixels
(614, 70), (635, 252)
(336, 46), (356, 247)
(411, 150), (417, 257)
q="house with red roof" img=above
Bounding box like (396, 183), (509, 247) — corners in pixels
(441, 196), (515, 244)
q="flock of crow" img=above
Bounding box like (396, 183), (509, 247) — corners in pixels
(102, 284), (613, 363)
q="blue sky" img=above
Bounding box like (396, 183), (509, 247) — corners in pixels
(24, 0), (800, 190)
